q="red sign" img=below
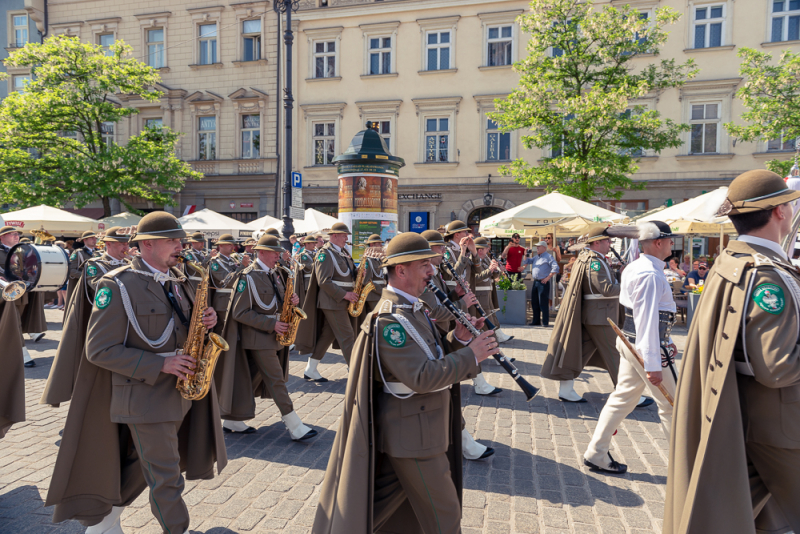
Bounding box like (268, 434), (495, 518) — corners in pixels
(5, 221), (24, 227)
(240, 203), (254, 208)
(98, 223), (106, 230)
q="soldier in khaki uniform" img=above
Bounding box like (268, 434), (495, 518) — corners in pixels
(66, 230), (98, 305)
(361, 234), (387, 313)
(208, 234), (250, 334)
(217, 235), (318, 440)
(472, 237), (515, 343)
(0, 226), (39, 366)
(184, 232), (208, 266)
(46, 212), (226, 534)
(313, 232), (499, 533)
(666, 170), (800, 534)
(295, 235), (316, 290)
(296, 222), (359, 382)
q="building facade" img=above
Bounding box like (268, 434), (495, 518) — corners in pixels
(291, 0), (800, 233)
(2, 0), (40, 101)
(38, 0), (280, 221)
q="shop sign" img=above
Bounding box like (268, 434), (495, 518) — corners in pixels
(399, 193), (442, 200)
(240, 203), (254, 208)
(409, 212), (428, 233)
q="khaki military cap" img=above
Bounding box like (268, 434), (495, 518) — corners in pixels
(444, 220), (470, 237)
(421, 229), (446, 245)
(19, 237), (31, 243)
(383, 232), (438, 266)
(0, 226), (22, 237)
(328, 222), (351, 235)
(302, 235), (317, 244)
(76, 230), (97, 242)
(253, 235), (284, 252)
(364, 234), (383, 244)
(243, 238), (257, 246)
(187, 232), (205, 243)
(215, 234), (238, 245)
(130, 212), (186, 242)
(102, 226), (130, 243)
(717, 169), (800, 216)
(473, 237), (490, 248)
(265, 228), (280, 237)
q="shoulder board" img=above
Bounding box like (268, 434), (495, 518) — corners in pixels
(101, 264), (133, 281)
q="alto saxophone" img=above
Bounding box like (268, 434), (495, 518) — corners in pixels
(176, 257), (230, 401)
(276, 264), (307, 346)
(348, 248), (382, 317)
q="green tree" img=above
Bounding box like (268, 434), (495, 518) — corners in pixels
(726, 47), (800, 178)
(0, 35), (202, 217)
(491, 0), (697, 201)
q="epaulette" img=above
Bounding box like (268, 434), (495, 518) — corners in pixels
(101, 264), (133, 280)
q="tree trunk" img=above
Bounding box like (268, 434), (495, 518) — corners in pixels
(102, 196), (111, 218)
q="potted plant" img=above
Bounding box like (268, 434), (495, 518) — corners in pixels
(495, 274), (528, 325)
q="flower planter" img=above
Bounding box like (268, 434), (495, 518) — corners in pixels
(495, 289), (528, 325)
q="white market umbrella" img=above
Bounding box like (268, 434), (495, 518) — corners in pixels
(97, 211), (142, 231)
(178, 208), (253, 241)
(259, 208), (340, 236)
(0, 204), (99, 237)
(639, 187), (730, 225)
(246, 214), (280, 231)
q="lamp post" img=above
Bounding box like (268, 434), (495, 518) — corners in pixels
(276, 0), (299, 250)
(483, 174), (493, 206)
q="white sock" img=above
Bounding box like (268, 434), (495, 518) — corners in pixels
(558, 380), (583, 402)
(282, 411), (312, 440)
(494, 328), (511, 343)
(222, 420), (250, 432)
(637, 396), (649, 406)
(462, 428), (488, 460)
(473, 373), (496, 395)
(304, 358), (323, 380)
(85, 506), (124, 534)
(22, 346), (33, 364)
(28, 333), (39, 340)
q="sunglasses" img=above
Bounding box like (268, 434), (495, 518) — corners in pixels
(545, 237), (552, 240)
(698, 267), (708, 270)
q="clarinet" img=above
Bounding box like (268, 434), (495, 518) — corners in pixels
(427, 282), (539, 402)
(441, 251), (498, 330)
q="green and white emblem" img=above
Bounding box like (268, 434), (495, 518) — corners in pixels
(318, 252), (327, 263)
(590, 261), (601, 272)
(95, 287), (112, 309)
(382, 323), (406, 348)
(70, 252), (77, 261)
(237, 279), (247, 293)
(211, 262), (219, 272)
(753, 283), (785, 315)
(302, 254), (308, 262)
(87, 265), (97, 277)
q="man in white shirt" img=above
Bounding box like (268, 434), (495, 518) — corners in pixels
(583, 221), (678, 474)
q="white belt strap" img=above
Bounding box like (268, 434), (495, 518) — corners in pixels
(188, 276), (202, 281)
(216, 288), (233, 293)
(475, 285), (492, 291)
(383, 382), (450, 395)
(373, 279), (386, 285)
(333, 280), (354, 287)
(445, 281), (458, 287)
(156, 351), (178, 358)
(584, 295), (616, 300)
(304, 274), (311, 278)
(246, 274), (277, 311)
(114, 278), (174, 349)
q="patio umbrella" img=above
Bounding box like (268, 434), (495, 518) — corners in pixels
(258, 208), (340, 236)
(177, 209), (253, 241)
(0, 205), (99, 238)
(246, 214), (281, 231)
(97, 212), (142, 232)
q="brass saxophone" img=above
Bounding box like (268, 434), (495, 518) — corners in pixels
(348, 248), (382, 317)
(175, 257), (230, 400)
(276, 264), (307, 346)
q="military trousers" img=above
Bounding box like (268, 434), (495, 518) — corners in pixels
(248, 349), (293, 416)
(373, 452), (461, 534)
(311, 309), (356, 366)
(581, 325), (620, 385)
(747, 442), (800, 533)
(128, 420), (190, 534)
(584, 338), (676, 468)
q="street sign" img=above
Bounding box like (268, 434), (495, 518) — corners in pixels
(290, 171), (304, 220)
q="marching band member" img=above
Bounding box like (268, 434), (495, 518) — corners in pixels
(0, 225), (39, 366)
(46, 212), (227, 534)
(242, 237), (256, 258)
(296, 222), (359, 382)
(583, 221), (677, 475)
(208, 234), (250, 335)
(666, 170), (800, 534)
(41, 226), (130, 407)
(0, 229), (25, 436)
(313, 232), (497, 533)
(362, 234), (386, 313)
(184, 232), (209, 266)
(66, 230), (97, 305)
(473, 237), (514, 343)
(216, 235), (317, 440)
(293, 236), (317, 308)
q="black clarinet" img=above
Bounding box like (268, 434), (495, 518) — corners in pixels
(441, 251), (498, 330)
(427, 282), (538, 402)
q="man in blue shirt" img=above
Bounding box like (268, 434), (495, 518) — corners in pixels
(681, 261), (708, 293)
(524, 241), (560, 327)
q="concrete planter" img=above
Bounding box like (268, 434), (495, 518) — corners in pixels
(495, 289), (528, 325)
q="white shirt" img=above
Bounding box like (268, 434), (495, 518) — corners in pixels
(330, 242), (342, 253)
(386, 284), (473, 351)
(736, 235), (789, 262)
(619, 254), (676, 372)
(256, 258), (272, 273)
(141, 258), (168, 283)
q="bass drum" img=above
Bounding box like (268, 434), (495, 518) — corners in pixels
(5, 243), (69, 292)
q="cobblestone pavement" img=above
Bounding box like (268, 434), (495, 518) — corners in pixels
(0, 309), (689, 534)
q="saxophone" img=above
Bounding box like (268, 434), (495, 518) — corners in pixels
(348, 248), (382, 317)
(175, 258), (230, 401)
(276, 263), (307, 346)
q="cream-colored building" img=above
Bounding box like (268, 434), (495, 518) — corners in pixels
(29, 0), (280, 222)
(292, 0), (800, 236)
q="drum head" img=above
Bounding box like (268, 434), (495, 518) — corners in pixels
(6, 243), (69, 291)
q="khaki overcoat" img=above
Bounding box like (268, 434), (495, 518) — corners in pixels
(0, 299), (25, 439)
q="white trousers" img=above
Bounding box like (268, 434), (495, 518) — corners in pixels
(584, 338), (676, 468)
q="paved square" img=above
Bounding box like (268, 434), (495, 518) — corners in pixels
(0, 309), (687, 533)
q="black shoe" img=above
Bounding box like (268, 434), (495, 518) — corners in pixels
(530, 322), (541, 326)
(584, 453), (627, 474)
(31, 333), (45, 343)
(223, 425), (257, 434)
(295, 429), (318, 441)
(499, 336), (515, 344)
(476, 387), (503, 396)
(24, 360), (36, 368)
(558, 396), (587, 403)
(304, 374), (329, 383)
(478, 447), (495, 459)
(636, 396), (655, 408)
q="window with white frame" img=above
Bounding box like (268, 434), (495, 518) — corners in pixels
(199, 23), (218, 65)
(242, 114), (261, 158)
(692, 5), (725, 49)
(144, 118), (163, 129)
(12, 14), (28, 48)
(98, 34), (114, 56)
(370, 120), (391, 150)
(242, 19), (261, 61)
(486, 119), (510, 161)
(425, 31), (451, 71)
(13, 74), (30, 93)
(690, 103), (720, 154)
(618, 108), (645, 156)
(100, 122), (114, 148)
(425, 118), (450, 162)
(313, 122), (336, 165)
(771, 1), (800, 42)
(368, 37), (392, 75)
(487, 25), (513, 66)
(550, 114), (574, 157)
(314, 41), (336, 78)
(768, 130), (797, 151)
(147, 29), (165, 68)
(198, 116), (216, 160)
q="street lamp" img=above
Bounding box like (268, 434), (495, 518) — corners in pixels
(275, 0), (299, 250)
(483, 174), (493, 206)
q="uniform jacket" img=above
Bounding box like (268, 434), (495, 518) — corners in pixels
(441, 242), (478, 294)
(362, 254), (386, 304)
(216, 262), (289, 420)
(296, 248), (315, 291)
(473, 256), (501, 322)
(46, 257), (227, 525)
(66, 246), (93, 305)
(542, 249), (619, 381)
(665, 240), (800, 534)
(209, 254), (243, 315)
(0, 244), (47, 334)
(0, 298), (25, 438)
(313, 288), (476, 533)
